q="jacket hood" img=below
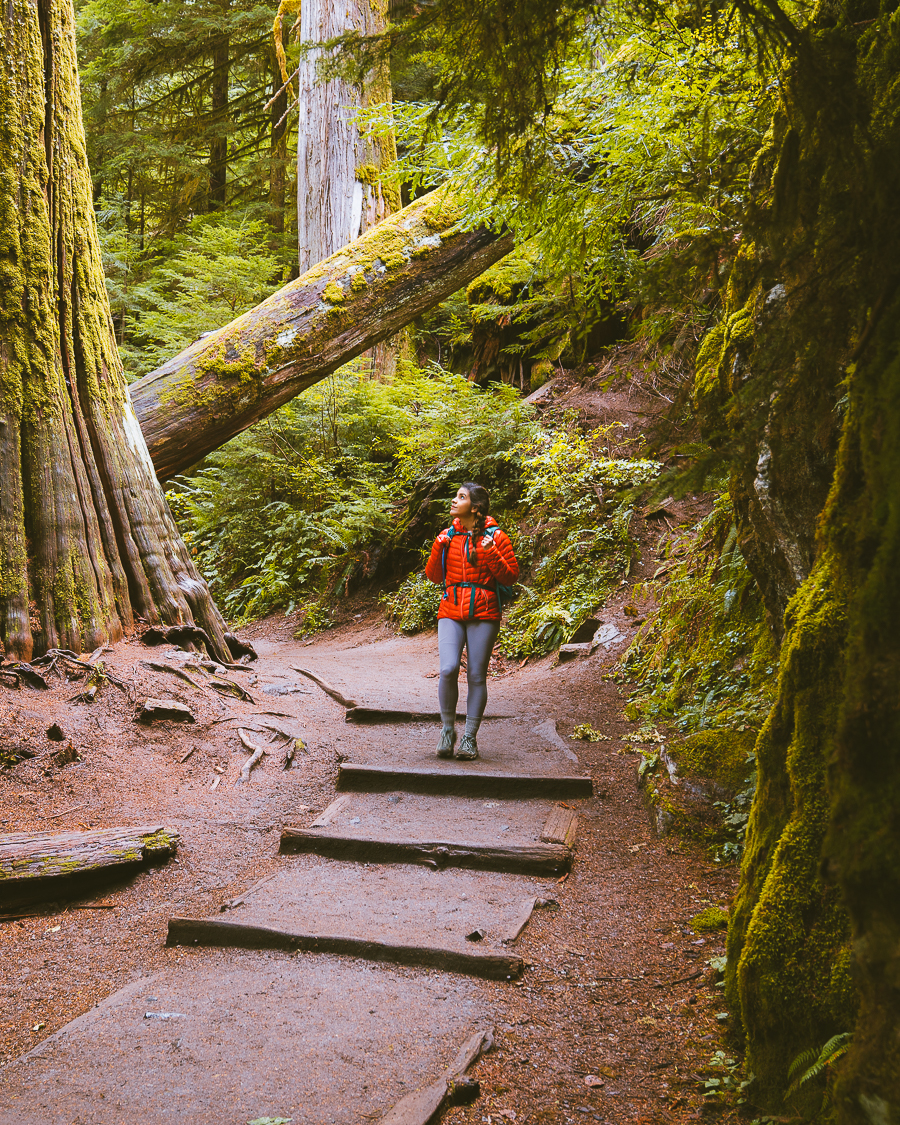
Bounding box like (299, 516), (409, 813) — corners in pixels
(451, 515), (499, 533)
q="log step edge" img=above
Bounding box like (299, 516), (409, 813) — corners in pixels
(166, 917), (524, 981)
(337, 763), (594, 799)
(278, 828), (573, 875)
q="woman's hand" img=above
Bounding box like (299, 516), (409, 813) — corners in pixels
(480, 533), (495, 549)
(437, 530), (452, 547)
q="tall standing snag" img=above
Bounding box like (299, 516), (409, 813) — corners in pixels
(0, 0), (230, 661)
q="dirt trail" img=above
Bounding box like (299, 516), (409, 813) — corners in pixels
(0, 589), (735, 1124)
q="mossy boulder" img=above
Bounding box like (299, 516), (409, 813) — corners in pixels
(672, 729), (756, 792)
(638, 728), (755, 844)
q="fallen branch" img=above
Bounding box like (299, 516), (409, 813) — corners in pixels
(238, 729), (267, 782)
(654, 968), (704, 989)
(291, 666), (357, 708)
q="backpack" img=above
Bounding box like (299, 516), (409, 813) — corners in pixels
(441, 524), (519, 618)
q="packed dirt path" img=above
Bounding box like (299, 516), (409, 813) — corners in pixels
(0, 609), (737, 1124)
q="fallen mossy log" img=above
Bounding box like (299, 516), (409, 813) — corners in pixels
(131, 190), (514, 480)
(0, 825), (179, 907)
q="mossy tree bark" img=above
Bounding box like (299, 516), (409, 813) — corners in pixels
(698, 6), (900, 1116)
(0, 0), (230, 662)
(130, 189), (513, 480)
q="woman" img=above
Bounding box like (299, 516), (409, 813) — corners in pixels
(424, 482), (519, 760)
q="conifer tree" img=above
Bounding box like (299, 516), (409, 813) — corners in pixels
(0, 0), (230, 661)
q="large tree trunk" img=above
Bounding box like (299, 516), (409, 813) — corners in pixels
(0, 0), (230, 662)
(130, 191), (513, 480)
(696, 7), (900, 1114)
(295, 0), (397, 273)
(295, 0), (400, 377)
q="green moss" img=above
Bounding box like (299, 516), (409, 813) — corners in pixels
(692, 906), (730, 932)
(466, 244), (541, 306)
(672, 729), (756, 792)
(420, 188), (463, 231)
(725, 556), (855, 1108)
(158, 342), (260, 415)
(355, 163), (379, 186)
(323, 280), (346, 304)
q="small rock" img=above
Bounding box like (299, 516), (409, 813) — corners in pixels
(557, 643), (592, 663)
(136, 698), (196, 724)
(46, 724), (66, 742)
(465, 929), (485, 942)
(447, 1075), (480, 1105)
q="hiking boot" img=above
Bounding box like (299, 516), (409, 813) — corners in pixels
(436, 727), (457, 758)
(456, 734), (479, 760)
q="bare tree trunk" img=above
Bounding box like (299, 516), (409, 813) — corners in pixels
(208, 17), (230, 211)
(295, 0), (398, 273)
(0, 0), (230, 662)
(268, 51), (288, 246)
(130, 190), (513, 480)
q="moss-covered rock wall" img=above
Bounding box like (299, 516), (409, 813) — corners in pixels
(698, 0), (900, 1115)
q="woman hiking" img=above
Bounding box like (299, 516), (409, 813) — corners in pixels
(424, 482), (519, 760)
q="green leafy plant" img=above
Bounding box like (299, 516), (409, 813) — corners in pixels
(170, 364), (536, 626)
(619, 494), (777, 739)
(701, 1050), (753, 1103)
(123, 215), (279, 378)
(571, 723), (609, 741)
(497, 420), (661, 657)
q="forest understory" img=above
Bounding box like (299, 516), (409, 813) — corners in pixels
(0, 365), (769, 1124)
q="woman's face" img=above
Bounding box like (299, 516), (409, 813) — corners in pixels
(450, 487), (473, 519)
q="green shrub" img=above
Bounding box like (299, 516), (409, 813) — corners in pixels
(383, 570), (442, 633)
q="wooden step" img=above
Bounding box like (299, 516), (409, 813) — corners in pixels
(337, 763), (594, 799)
(166, 916), (524, 981)
(279, 827), (572, 876)
(540, 804), (579, 848)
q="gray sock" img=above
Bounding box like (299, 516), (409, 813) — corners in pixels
(464, 717), (481, 738)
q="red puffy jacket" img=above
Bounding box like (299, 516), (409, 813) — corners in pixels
(425, 516), (519, 622)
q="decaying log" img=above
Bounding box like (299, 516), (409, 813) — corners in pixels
(0, 825), (178, 907)
(130, 190), (513, 480)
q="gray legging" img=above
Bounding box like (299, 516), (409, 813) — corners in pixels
(438, 617), (501, 731)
